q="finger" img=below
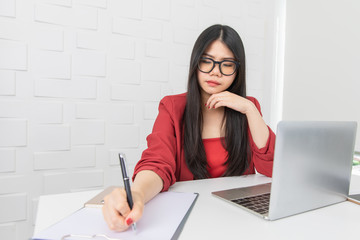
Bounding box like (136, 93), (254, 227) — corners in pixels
(206, 93), (217, 107)
(206, 93), (218, 105)
(110, 188), (132, 218)
(102, 193), (121, 230)
(102, 189), (130, 231)
(210, 97), (225, 109)
(102, 199), (126, 231)
(114, 199), (131, 218)
(124, 198), (144, 226)
(213, 100), (226, 109)
(207, 91), (229, 108)
(207, 95), (219, 109)
(102, 203), (128, 231)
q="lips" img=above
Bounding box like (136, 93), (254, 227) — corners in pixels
(206, 80), (220, 87)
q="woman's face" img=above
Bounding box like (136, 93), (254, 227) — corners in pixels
(197, 39), (237, 99)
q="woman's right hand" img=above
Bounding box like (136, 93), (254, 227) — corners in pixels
(102, 187), (145, 232)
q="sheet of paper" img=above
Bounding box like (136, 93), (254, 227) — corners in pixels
(32, 191), (198, 240)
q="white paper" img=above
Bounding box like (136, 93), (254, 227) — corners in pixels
(32, 191), (197, 240)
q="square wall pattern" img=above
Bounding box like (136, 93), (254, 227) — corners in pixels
(0, 0), (277, 239)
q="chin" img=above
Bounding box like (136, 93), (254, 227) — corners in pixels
(204, 89), (222, 95)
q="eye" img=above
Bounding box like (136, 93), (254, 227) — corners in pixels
(222, 62), (235, 68)
(200, 58), (212, 64)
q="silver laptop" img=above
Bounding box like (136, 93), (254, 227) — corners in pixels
(212, 121), (357, 220)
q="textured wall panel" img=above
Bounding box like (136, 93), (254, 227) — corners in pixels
(71, 121), (105, 145)
(32, 125), (70, 151)
(0, 193), (27, 223)
(107, 125), (139, 148)
(0, 223), (16, 240)
(0, 0), (16, 17)
(0, 40), (27, 70)
(31, 50), (70, 79)
(0, 70), (16, 96)
(0, 119), (27, 147)
(0, 149), (16, 173)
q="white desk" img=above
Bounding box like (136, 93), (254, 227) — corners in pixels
(34, 174), (360, 240)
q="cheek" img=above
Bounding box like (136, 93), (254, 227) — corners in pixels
(197, 71), (208, 86)
(197, 71), (206, 81)
(224, 76), (236, 88)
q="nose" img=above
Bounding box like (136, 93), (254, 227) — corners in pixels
(210, 62), (222, 76)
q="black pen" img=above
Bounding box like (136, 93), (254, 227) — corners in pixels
(119, 153), (137, 232)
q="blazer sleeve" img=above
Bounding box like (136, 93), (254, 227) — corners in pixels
(132, 96), (178, 191)
(248, 97), (276, 177)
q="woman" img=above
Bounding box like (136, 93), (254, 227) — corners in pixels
(102, 24), (275, 231)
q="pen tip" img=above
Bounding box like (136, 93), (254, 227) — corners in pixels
(132, 223), (137, 232)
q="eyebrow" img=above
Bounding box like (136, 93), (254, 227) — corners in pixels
(202, 53), (236, 61)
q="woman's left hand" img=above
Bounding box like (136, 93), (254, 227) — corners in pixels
(205, 91), (254, 114)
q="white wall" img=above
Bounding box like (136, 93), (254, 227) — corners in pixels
(0, 0), (277, 239)
(281, 0), (360, 150)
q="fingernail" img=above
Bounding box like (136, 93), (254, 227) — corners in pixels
(126, 218), (133, 226)
(208, 106), (210, 109)
(213, 106), (215, 108)
(204, 103), (207, 106)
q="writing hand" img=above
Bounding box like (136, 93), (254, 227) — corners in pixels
(102, 187), (144, 232)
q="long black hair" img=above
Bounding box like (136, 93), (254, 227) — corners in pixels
(183, 24), (250, 179)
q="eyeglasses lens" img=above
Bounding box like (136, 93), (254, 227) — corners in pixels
(198, 59), (213, 73)
(221, 61), (236, 75)
(198, 58), (237, 76)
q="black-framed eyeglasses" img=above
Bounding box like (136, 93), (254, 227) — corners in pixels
(198, 57), (239, 76)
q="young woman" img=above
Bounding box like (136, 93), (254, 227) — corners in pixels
(102, 24), (275, 231)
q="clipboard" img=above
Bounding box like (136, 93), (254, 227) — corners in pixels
(84, 186), (118, 208)
(32, 191), (199, 240)
(348, 193), (360, 205)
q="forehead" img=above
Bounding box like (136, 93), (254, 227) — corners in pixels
(203, 40), (234, 59)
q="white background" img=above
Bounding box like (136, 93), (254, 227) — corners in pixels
(282, 0), (360, 151)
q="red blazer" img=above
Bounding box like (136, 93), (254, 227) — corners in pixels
(133, 93), (275, 191)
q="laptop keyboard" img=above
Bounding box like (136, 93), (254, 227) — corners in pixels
(231, 193), (270, 215)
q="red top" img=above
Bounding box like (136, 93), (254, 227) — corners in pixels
(133, 93), (276, 191)
(203, 137), (228, 178)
